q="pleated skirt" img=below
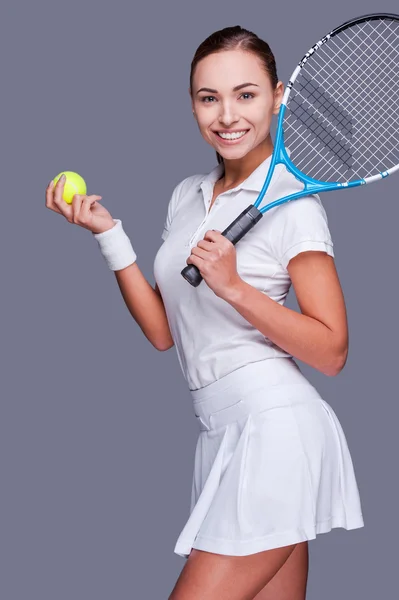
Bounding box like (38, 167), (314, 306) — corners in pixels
(174, 358), (364, 558)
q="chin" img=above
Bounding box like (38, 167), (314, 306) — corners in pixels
(219, 148), (252, 160)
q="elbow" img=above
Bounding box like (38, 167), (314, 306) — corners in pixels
(324, 345), (348, 377)
(155, 337), (175, 351)
(157, 342), (174, 352)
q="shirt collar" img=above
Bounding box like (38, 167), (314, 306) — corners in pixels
(198, 154), (273, 195)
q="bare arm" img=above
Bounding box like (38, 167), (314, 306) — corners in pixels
(113, 262), (174, 351)
(221, 251), (348, 377)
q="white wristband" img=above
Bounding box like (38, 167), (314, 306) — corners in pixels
(93, 219), (137, 271)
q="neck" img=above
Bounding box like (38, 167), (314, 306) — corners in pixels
(218, 135), (274, 189)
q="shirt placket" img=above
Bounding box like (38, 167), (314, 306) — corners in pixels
(186, 183), (233, 248)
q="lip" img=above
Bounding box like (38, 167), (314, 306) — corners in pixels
(213, 130), (250, 145)
(214, 128), (250, 133)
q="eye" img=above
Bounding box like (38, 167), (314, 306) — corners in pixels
(200, 92), (255, 103)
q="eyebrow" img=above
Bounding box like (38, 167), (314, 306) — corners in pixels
(196, 82), (259, 95)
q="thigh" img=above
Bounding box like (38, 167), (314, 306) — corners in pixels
(168, 543), (298, 600)
(252, 541), (309, 600)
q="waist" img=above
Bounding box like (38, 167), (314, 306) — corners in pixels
(190, 358), (322, 431)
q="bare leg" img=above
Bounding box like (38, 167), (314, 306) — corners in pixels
(168, 543), (298, 600)
(252, 541), (309, 600)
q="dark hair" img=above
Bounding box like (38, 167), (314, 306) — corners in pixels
(189, 26), (279, 165)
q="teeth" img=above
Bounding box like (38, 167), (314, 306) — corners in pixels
(218, 130), (248, 140)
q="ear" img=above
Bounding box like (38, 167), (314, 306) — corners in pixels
(272, 81), (284, 115)
(188, 87), (194, 111)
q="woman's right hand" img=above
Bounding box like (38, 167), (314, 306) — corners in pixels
(45, 175), (116, 234)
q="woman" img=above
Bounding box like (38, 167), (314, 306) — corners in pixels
(46, 25), (364, 600)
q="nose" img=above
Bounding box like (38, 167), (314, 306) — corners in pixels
(218, 103), (239, 127)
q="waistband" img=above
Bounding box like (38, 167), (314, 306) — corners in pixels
(190, 359), (322, 431)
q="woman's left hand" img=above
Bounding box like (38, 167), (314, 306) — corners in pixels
(186, 229), (243, 299)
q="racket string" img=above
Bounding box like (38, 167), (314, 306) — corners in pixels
(284, 17), (399, 182)
(318, 22), (398, 93)
(327, 28), (399, 113)
(307, 21), (398, 102)
(288, 80), (353, 165)
(298, 30), (395, 134)
(292, 21), (398, 176)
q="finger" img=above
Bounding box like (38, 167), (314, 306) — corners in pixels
(196, 239), (214, 250)
(53, 176), (73, 220)
(203, 229), (221, 241)
(45, 179), (65, 216)
(45, 180), (58, 211)
(71, 194), (98, 222)
(79, 195), (102, 223)
(204, 229), (232, 248)
(70, 194), (84, 222)
(190, 246), (208, 257)
(186, 253), (204, 267)
(194, 241), (223, 261)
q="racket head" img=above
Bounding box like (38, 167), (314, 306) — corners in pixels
(280, 13), (399, 187)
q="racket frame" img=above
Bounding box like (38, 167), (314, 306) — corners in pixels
(181, 12), (399, 286)
(254, 12), (399, 216)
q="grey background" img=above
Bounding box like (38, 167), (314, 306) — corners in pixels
(1, 0), (397, 597)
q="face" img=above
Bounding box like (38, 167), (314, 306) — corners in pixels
(190, 49), (284, 161)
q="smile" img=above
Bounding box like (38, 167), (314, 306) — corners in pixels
(214, 130), (249, 144)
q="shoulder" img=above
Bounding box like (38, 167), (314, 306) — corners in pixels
(167, 173), (207, 220)
(169, 173), (205, 205)
(173, 173), (205, 195)
(263, 167), (333, 264)
(162, 174), (206, 238)
(267, 166), (330, 223)
(267, 194), (331, 247)
(273, 193), (329, 222)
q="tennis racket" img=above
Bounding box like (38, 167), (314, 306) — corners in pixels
(181, 12), (399, 287)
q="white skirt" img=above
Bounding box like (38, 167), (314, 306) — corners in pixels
(174, 358), (364, 558)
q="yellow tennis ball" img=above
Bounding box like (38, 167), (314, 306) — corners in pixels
(53, 171), (87, 204)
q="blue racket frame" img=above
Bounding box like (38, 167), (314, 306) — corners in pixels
(181, 12), (399, 286)
(253, 104), (367, 216)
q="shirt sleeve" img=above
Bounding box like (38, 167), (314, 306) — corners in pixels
(161, 176), (192, 242)
(269, 194), (334, 270)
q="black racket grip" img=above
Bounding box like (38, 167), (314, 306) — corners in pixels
(181, 205), (263, 287)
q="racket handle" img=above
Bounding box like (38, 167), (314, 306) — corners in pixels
(181, 205), (263, 287)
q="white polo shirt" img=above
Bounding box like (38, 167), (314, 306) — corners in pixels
(153, 155), (334, 391)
